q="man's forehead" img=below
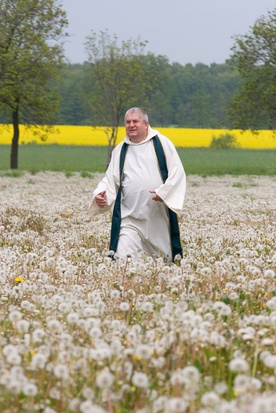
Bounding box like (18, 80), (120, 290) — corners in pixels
(126, 112), (141, 121)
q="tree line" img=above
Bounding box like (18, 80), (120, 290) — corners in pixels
(52, 60), (241, 129)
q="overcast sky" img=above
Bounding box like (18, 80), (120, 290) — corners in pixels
(61, 0), (275, 66)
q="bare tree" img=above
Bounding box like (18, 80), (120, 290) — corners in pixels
(85, 29), (161, 166)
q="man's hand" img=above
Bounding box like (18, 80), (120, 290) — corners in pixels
(149, 190), (163, 202)
(95, 190), (107, 208)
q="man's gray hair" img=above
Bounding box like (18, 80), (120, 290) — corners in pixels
(124, 107), (149, 123)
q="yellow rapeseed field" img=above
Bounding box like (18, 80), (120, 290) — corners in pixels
(0, 124), (275, 148)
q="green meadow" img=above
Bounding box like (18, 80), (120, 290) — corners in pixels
(0, 145), (275, 175)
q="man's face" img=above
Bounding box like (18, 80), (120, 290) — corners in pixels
(125, 112), (149, 143)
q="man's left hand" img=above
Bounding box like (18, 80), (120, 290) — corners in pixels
(149, 190), (163, 202)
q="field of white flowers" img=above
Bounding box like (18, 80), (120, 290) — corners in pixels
(0, 172), (275, 413)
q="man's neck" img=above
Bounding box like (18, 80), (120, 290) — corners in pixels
(129, 133), (148, 143)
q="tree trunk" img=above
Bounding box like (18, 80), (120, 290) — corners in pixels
(106, 126), (118, 170)
(10, 106), (20, 169)
(106, 144), (114, 170)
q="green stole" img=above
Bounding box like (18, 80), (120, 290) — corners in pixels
(109, 135), (183, 261)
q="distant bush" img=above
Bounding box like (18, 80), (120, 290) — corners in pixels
(210, 133), (240, 149)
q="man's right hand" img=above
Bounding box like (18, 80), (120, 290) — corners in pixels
(95, 190), (107, 208)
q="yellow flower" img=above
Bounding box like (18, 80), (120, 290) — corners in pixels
(1, 124), (274, 148)
(15, 277), (24, 283)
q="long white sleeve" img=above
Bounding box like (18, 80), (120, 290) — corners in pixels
(88, 143), (123, 216)
(154, 134), (186, 214)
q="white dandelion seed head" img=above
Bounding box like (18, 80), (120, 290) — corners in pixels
(152, 396), (168, 413)
(45, 256), (56, 269)
(201, 391), (220, 407)
(228, 292), (239, 300)
(10, 365), (25, 378)
(23, 382), (38, 397)
(110, 289), (121, 299)
(0, 372), (10, 386)
(82, 386), (95, 400)
(110, 338), (123, 355)
(6, 379), (22, 394)
(88, 326), (102, 339)
(67, 312), (79, 324)
(218, 401), (239, 413)
(209, 331), (226, 347)
(213, 301), (232, 316)
(8, 309), (23, 323)
(50, 294), (63, 304)
(111, 319), (124, 332)
(20, 299), (35, 311)
(141, 301), (154, 312)
(58, 301), (71, 313)
(261, 338), (274, 346)
(259, 350), (271, 363)
(95, 300), (106, 314)
(47, 319), (62, 332)
(68, 398), (81, 412)
(32, 328), (46, 343)
(89, 347), (111, 361)
(270, 314), (276, 327)
(250, 394), (276, 413)
(229, 357), (249, 373)
(132, 371), (149, 388)
(251, 377), (262, 391)
(31, 352), (48, 369)
(3, 344), (18, 357)
(262, 354), (276, 369)
(49, 386), (61, 400)
(135, 344), (153, 360)
(266, 297), (276, 311)
(95, 368), (114, 389)
(233, 374), (251, 394)
(165, 397), (188, 412)
(214, 381), (228, 395)
(53, 363), (70, 380)
(119, 302), (130, 311)
(79, 400), (106, 413)
(200, 267), (212, 276)
(83, 306), (99, 318)
(181, 365), (201, 383)
(170, 370), (185, 386)
(44, 407), (58, 413)
(7, 352), (22, 366)
(131, 324), (142, 335)
(16, 319), (30, 333)
(264, 269), (275, 278)
(83, 317), (101, 332)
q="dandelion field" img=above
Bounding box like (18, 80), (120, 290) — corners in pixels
(0, 172), (276, 413)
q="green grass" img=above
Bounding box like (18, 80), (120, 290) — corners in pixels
(0, 144), (275, 175)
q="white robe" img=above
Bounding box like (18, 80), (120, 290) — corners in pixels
(88, 127), (186, 260)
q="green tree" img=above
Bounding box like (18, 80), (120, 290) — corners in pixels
(228, 8), (276, 130)
(56, 63), (91, 125)
(142, 54), (172, 126)
(0, 0), (68, 169)
(84, 30), (163, 165)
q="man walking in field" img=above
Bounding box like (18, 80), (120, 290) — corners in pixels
(88, 107), (186, 262)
